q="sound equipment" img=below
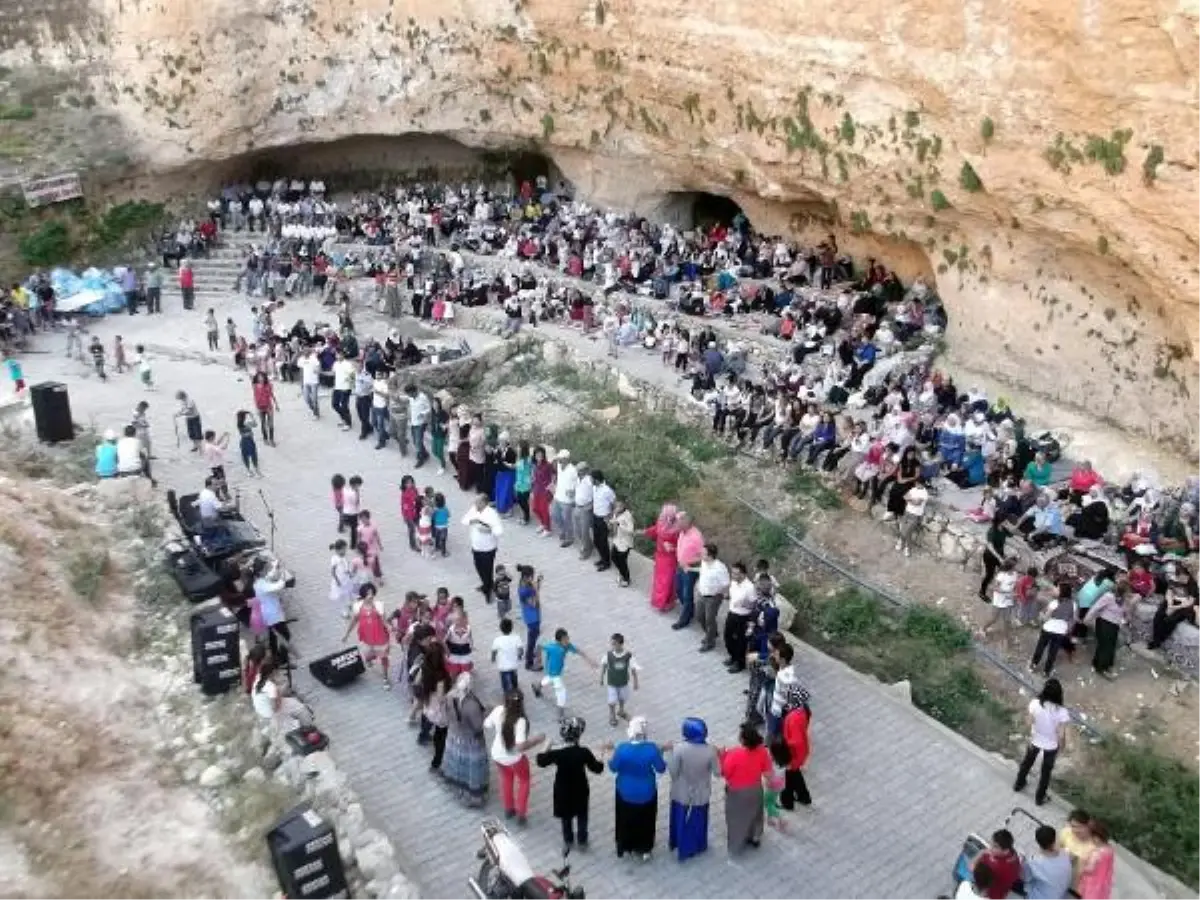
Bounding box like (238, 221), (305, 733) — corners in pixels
(163, 540), (222, 602)
(307, 647), (365, 689)
(285, 726), (330, 757)
(30, 381), (74, 443)
(190, 606), (242, 695)
(266, 804), (348, 900)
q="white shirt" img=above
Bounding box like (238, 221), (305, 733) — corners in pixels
(372, 377), (390, 409)
(904, 485), (929, 518)
(992, 571), (1017, 609)
(197, 487), (221, 520)
(697, 558), (731, 597)
(728, 577), (757, 616)
(553, 463), (578, 504)
(116, 436), (142, 474)
(252, 678), (278, 719)
(463, 505), (503, 552)
(1029, 699), (1070, 750)
(770, 664), (797, 715)
(954, 881), (985, 900)
(409, 390), (432, 425)
(592, 482), (616, 518)
(341, 485), (361, 517)
(491, 633), (523, 671)
(484, 705), (528, 766)
(301, 355), (321, 386)
(574, 475), (594, 508)
(333, 358), (356, 392)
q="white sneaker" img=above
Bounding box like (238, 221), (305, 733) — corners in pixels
(904, 547), (911, 558)
(436, 467), (445, 476)
(894, 540), (903, 551)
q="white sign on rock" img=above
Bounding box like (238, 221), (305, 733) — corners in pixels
(22, 172), (84, 208)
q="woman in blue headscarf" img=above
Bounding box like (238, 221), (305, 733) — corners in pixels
(666, 717), (721, 862)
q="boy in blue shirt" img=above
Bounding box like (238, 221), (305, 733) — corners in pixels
(533, 628), (596, 721)
(5, 355), (24, 394)
(431, 492), (450, 556)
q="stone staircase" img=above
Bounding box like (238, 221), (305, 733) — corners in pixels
(183, 230), (260, 301)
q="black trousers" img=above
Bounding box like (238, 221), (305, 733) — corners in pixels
(980, 553), (999, 596)
(780, 768), (812, 809)
(1030, 629), (1066, 676)
(612, 547), (631, 583)
(355, 394), (373, 438)
(724, 611), (750, 668)
(1014, 744), (1057, 803)
(560, 809), (589, 846)
(593, 517), (611, 567)
(515, 490), (531, 524)
(473, 548), (497, 598)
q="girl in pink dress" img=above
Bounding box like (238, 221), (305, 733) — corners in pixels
(1077, 821), (1115, 900)
(642, 503), (680, 612)
(432, 296), (447, 327)
(357, 510), (384, 580)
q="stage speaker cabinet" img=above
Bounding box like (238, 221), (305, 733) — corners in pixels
(163, 540), (222, 602)
(30, 381), (74, 444)
(308, 647), (365, 689)
(266, 804), (349, 900)
(190, 606), (242, 695)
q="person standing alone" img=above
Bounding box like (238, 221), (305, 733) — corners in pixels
(463, 493), (503, 600)
(179, 259), (195, 310)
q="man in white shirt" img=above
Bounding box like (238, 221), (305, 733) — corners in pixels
(115, 425), (153, 484)
(371, 373), (391, 451)
(331, 352), (357, 430)
(300, 349), (321, 419)
(590, 470), (617, 572)
(573, 463), (595, 560)
(724, 562), (758, 672)
(768, 641), (798, 740)
(405, 384), (432, 467)
(551, 449), (578, 547)
(695, 543), (731, 653)
(463, 493), (503, 600)
(196, 476), (232, 533)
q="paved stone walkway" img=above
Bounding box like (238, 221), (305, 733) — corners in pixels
(23, 262), (1083, 899)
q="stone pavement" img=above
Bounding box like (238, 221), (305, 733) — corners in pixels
(16, 272), (1129, 899)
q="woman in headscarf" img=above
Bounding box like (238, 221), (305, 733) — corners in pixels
(440, 672), (489, 807)
(607, 716), (667, 860)
(719, 722), (773, 854)
(1067, 485), (1111, 541)
(494, 430), (518, 515)
(453, 405), (472, 492)
(667, 717), (721, 862)
(642, 504), (680, 612)
(937, 412), (966, 469)
(535, 716), (605, 852)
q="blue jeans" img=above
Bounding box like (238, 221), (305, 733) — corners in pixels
(302, 384), (319, 417)
(674, 569), (699, 627)
(411, 422), (428, 463)
(371, 406), (390, 448)
(524, 623), (541, 670)
(500, 669), (519, 695)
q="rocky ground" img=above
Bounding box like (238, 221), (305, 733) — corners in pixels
(0, 436), (415, 899)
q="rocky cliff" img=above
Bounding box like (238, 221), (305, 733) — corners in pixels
(0, 0), (1196, 454)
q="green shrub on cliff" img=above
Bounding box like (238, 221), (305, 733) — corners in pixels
(929, 189), (950, 211)
(19, 220), (73, 267)
(959, 162), (983, 192)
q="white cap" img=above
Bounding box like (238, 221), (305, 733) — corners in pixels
(556, 449), (570, 460)
(103, 429), (116, 441)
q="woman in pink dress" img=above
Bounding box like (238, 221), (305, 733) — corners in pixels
(1077, 821), (1115, 900)
(643, 503), (680, 611)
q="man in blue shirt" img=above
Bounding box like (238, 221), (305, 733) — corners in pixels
(94, 430), (118, 478)
(533, 628), (596, 721)
(1022, 825), (1072, 899)
(1019, 493), (1066, 551)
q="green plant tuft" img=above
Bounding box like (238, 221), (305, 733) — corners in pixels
(540, 113), (555, 140)
(0, 104), (35, 120)
(1097, 235), (1109, 255)
(980, 117), (994, 141)
(959, 161), (983, 192)
(1142, 144), (1164, 184)
(929, 189), (950, 211)
(19, 220), (73, 267)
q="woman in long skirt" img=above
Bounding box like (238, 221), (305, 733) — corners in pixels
(440, 673), (489, 805)
(1083, 585), (1128, 677)
(494, 432), (518, 516)
(608, 716), (667, 860)
(642, 504), (679, 612)
(466, 414), (487, 495)
(719, 723), (772, 853)
(667, 717), (720, 862)
(454, 409), (472, 492)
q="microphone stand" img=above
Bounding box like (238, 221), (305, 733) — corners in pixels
(258, 488), (277, 553)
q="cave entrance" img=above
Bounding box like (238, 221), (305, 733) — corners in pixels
(479, 149), (567, 194)
(655, 191), (746, 230)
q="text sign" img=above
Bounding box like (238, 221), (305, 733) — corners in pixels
(22, 172), (83, 208)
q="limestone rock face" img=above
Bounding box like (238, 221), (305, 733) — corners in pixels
(0, 0), (1196, 450)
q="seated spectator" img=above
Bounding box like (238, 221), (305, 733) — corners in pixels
(1148, 581), (1198, 651)
(1126, 559), (1155, 598)
(1017, 492), (1067, 550)
(1023, 450), (1054, 489)
(1065, 459), (1103, 505)
(94, 430), (119, 478)
(947, 446), (986, 489)
(1066, 485), (1110, 541)
(938, 414), (967, 468)
(1157, 502), (1198, 556)
(971, 829), (1021, 899)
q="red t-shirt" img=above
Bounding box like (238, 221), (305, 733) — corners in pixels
(975, 849), (1020, 899)
(719, 744), (772, 790)
(180, 268), (194, 288)
(252, 380), (274, 411)
(783, 707), (811, 769)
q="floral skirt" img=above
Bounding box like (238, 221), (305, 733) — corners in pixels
(441, 731), (489, 803)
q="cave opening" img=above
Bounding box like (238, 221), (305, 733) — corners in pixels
(654, 191), (747, 230)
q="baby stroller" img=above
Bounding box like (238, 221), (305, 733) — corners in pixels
(948, 807), (1045, 898)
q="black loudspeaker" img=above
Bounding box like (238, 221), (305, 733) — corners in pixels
(308, 647), (365, 688)
(266, 804), (348, 900)
(30, 381), (74, 443)
(190, 606), (242, 695)
(163, 540), (222, 602)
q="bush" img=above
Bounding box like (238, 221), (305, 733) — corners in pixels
(0, 104), (35, 120)
(815, 589), (884, 642)
(980, 117), (994, 141)
(751, 519), (790, 559)
(92, 201), (166, 249)
(783, 469), (842, 509)
(929, 190), (951, 211)
(18, 220), (73, 267)
(959, 162), (983, 192)
(67, 548), (109, 604)
(1142, 144), (1164, 184)
(900, 605), (971, 652)
(541, 114), (555, 140)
